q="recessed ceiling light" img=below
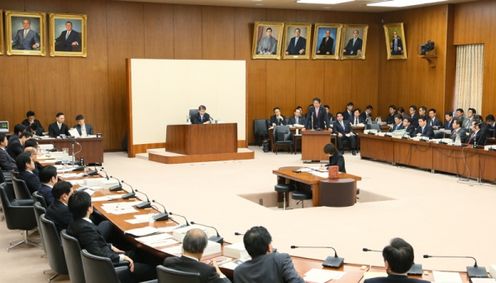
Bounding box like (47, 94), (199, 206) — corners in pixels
(296, 0), (354, 4)
(368, 0), (447, 7)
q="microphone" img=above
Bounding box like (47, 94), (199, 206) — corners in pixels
(234, 232), (244, 236)
(423, 254), (488, 278)
(169, 212), (190, 226)
(108, 176), (123, 192)
(290, 245), (344, 268)
(134, 189), (151, 209)
(363, 247), (422, 275)
(100, 167), (110, 180)
(120, 180), (136, 199)
(190, 221), (223, 244)
(151, 200), (169, 221)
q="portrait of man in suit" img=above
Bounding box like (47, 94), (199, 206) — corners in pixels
(55, 20), (81, 52)
(384, 22), (407, 60)
(12, 18), (40, 50)
(6, 11), (46, 56)
(50, 14), (87, 57)
(312, 24), (342, 60)
(341, 25), (368, 59)
(285, 28), (306, 55)
(282, 23), (311, 59)
(252, 22), (284, 59)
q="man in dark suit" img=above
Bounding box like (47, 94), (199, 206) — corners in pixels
(48, 112), (70, 137)
(334, 112), (358, 155)
(191, 105), (212, 125)
(450, 118), (468, 143)
(408, 105), (419, 128)
(163, 229), (230, 283)
(46, 181), (74, 232)
(7, 124), (32, 159)
(269, 107), (286, 127)
(55, 21), (82, 52)
(427, 109), (442, 129)
(22, 110), (44, 136)
(305, 98), (328, 130)
(364, 238), (429, 283)
(386, 105), (397, 125)
(16, 152), (41, 194)
(324, 143), (346, 173)
(0, 133), (17, 171)
(444, 112), (454, 131)
(343, 30), (363, 56)
(38, 165), (58, 206)
(67, 191), (156, 283)
(343, 102), (354, 122)
(285, 28), (306, 55)
(359, 105), (373, 123)
(287, 108), (306, 126)
(485, 114), (496, 138)
(12, 18), (40, 50)
(402, 118), (416, 138)
(351, 109), (366, 126)
(467, 120), (486, 146)
(414, 117), (434, 139)
(390, 114), (404, 132)
(317, 30), (334, 55)
(323, 105), (334, 128)
(234, 226), (304, 283)
(74, 114), (94, 136)
(390, 31), (404, 55)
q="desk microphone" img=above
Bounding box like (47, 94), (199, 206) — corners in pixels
(134, 189), (151, 209)
(151, 200), (169, 221)
(108, 176), (123, 192)
(234, 232), (244, 236)
(120, 180), (136, 199)
(190, 221), (223, 244)
(290, 245), (344, 268)
(169, 212), (190, 226)
(423, 254), (488, 278)
(99, 167), (110, 180)
(363, 248), (422, 275)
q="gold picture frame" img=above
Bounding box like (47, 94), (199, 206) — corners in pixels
(384, 22), (407, 60)
(0, 10), (4, 55)
(282, 22), (312, 60)
(5, 10), (46, 56)
(340, 24), (368, 60)
(252, 21), (284, 60)
(49, 13), (87, 57)
(312, 23), (342, 60)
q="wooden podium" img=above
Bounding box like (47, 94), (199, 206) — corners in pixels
(301, 130), (335, 161)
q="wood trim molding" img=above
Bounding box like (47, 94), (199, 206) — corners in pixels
(126, 58), (135, 157)
(128, 140), (248, 157)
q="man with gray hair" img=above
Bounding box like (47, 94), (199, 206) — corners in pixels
(163, 228), (230, 283)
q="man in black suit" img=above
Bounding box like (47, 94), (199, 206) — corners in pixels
(191, 105), (212, 124)
(22, 110), (44, 136)
(75, 114), (94, 136)
(390, 114), (404, 132)
(317, 30), (334, 55)
(67, 191), (156, 283)
(269, 107), (286, 127)
(46, 181), (74, 232)
(163, 229), (230, 283)
(359, 105), (373, 123)
(324, 143), (346, 173)
(16, 152), (41, 194)
(343, 29), (363, 56)
(285, 28), (306, 55)
(334, 112), (358, 155)
(427, 108), (442, 129)
(408, 105), (419, 128)
(484, 114), (496, 138)
(48, 112), (70, 137)
(38, 165), (58, 206)
(451, 118), (468, 144)
(234, 226), (304, 283)
(323, 105), (334, 128)
(55, 21), (82, 52)
(444, 112), (454, 131)
(364, 238), (429, 283)
(414, 117), (434, 139)
(0, 133), (17, 171)
(287, 108), (305, 126)
(386, 105), (397, 125)
(305, 98), (328, 130)
(467, 120), (486, 146)
(351, 109), (366, 126)
(7, 124), (32, 159)
(343, 102), (354, 122)
(390, 31), (404, 55)
(402, 118), (416, 138)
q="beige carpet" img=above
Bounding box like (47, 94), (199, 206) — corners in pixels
(1, 147), (495, 282)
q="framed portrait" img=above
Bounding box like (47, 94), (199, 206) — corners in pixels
(340, 24), (368, 60)
(282, 23), (312, 60)
(0, 10), (4, 55)
(49, 13), (87, 57)
(5, 10), (46, 56)
(252, 22), (284, 60)
(384, 22), (407, 60)
(312, 23), (342, 60)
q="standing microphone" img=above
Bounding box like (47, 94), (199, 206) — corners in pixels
(190, 221), (223, 244)
(423, 254), (488, 278)
(108, 176), (123, 192)
(120, 180), (136, 199)
(100, 167), (110, 180)
(234, 232), (244, 236)
(151, 200), (169, 221)
(290, 245), (344, 268)
(169, 212), (190, 226)
(133, 189), (151, 209)
(363, 248), (422, 275)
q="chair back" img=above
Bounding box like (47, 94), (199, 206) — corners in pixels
(12, 175), (32, 199)
(40, 214), (68, 275)
(32, 191), (47, 208)
(81, 249), (121, 283)
(253, 119), (269, 142)
(61, 230), (85, 283)
(189, 109), (199, 121)
(0, 183), (36, 231)
(33, 202), (47, 252)
(157, 265), (201, 283)
(274, 125), (291, 142)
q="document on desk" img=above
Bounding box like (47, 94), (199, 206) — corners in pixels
(136, 234), (177, 248)
(125, 213), (156, 224)
(432, 271), (463, 283)
(160, 245), (182, 256)
(156, 225), (181, 233)
(91, 194), (125, 202)
(125, 226), (159, 237)
(304, 269), (344, 283)
(471, 279), (496, 283)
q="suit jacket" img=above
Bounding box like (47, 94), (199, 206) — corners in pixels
(38, 184), (54, 206)
(386, 114), (396, 125)
(351, 115), (366, 126)
(451, 128), (468, 143)
(344, 37), (363, 55)
(390, 123), (404, 132)
(462, 117), (473, 130)
(19, 170), (42, 194)
(55, 30), (82, 51)
(287, 116), (306, 126)
(487, 123), (496, 138)
(270, 115), (286, 127)
(391, 37), (404, 55)
(404, 125), (416, 137)
(163, 256), (231, 283)
(343, 110), (354, 122)
(364, 274), (430, 283)
(46, 200), (73, 232)
(444, 119), (454, 130)
(428, 118), (442, 128)
(234, 252), (304, 283)
(7, 135), (23, 159)
(0, 147), (17, 171)
(410, 114), (419, 128)
(12, 29), (40, 50)
(75, 124), (94, 136)
(467, 130), (487, 146)
(318, 36), (334, 55)
(48, 122), (70, 137)
(327, 153), (346, 173)
(415, 125), (434, 139)
(191, 113), (211, 124)
(286, 36), (307, 55)
(305, 107), (328, 130)
(333, 120), (353, 135)
(22, 119), (44, 136)
(67, 218), (120, 264)
(359, 112), (372, 123)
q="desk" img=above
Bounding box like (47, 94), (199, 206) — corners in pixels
(38, 137), (104, 164)
(302, 130), (335, 161)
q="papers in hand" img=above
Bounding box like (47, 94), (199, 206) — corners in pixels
(304, 269), (344, 283)
(433, 271), (463, 283)
(124, 226), (159, 237)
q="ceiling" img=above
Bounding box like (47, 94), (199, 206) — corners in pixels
(116, 0), (476, 12)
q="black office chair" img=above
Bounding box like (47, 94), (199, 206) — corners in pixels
(32, 191), (48, 208)
(253, 119), (269, 145)
(157, 265), (201, 283)
(81, 249), (130, 283)
(40, 214), (68, 281)
(34, 202), (47, 254)
(12, 175), (32, 200)
(0, 183), (38, 251)
(291, 189), (313, 208)
(274, 183), (295, 210)
(273, 125), (293, 154)
(60, 230), (85, 283)
(189, 109), (199, 122)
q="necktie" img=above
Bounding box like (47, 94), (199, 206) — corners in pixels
(24, 29), (28, 38)
(66, 31), (70, 40)
(355, 118), (358, 125)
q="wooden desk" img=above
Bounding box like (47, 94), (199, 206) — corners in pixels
(393, 139), (433, 170)
(302, 130), (335, 161)
(359, 134), (395, 163)
(38, 137), (104, 164)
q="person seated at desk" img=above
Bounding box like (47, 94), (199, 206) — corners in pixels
(287, 108), (306, 127)
(463, 108), (477, 130)
(444, 112), (454, 131)
(418, 106), (427, 120)
(467, 119), (486, 146)
(24, 146), (43, 175)
(360, 105), (373, 123)
(414, 117), (434, 139)
(334, 112), (358, 155)
(343, 102), (354, 122)
(351, 108), (365, 126)
(485, 114), (496, 138)
(270, 107), (286, 127)
(16, 151), (41, 194)
(305, 97), (328, 130)
(323, 104), (334, 126)
(191, 105), (212, 124)
(234, 226), (304, 283)
(364, 238), (429, 283)
(7, 124), (32, 159)
(386, 105), (397, 125)
(451, 118), (467, 144)
(74, 114), (94, 136)
(408, 105), (419, 128)
(22, 110), (44, 136)
(48, 112), (70, 137)
(397, 107), (406, 119)
(324, 143), (346, 173)
(37, 165), (57, 206)
(0, 133), (17, 171)
(402, 118), (416, 138)
(163, 229), (230, 283)
(67, 191), (156, 283)
(390, 114), (404, 132)
(427, 108), (442, 129)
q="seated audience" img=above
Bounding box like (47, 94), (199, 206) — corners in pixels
(414, 117), (434, 139)
(467, 119), (486, 146)
(75, 114), (94, 136)
(16, 152), (41, 194)
(451, 118), (467, 143)
(38, 165), (58, 206)
(22, 110), (44, 136)
(23, 146), (43, 175)
(7, 124), (32, 159)
(390, 114), (404, 132)
(287, 108), (306, 126)
(402, 118), (415, 137)
(333, 112), (358, 155)
(191, 105), (211, 125)
(427, 108), (442, 129)
(463, 108), (477, 130)
(360, 105), (373, 123)
(48, 112), (70, 137)
(444, 112), (454, 130)
(163, 229), (231, 283)
(270, 107), (286, 127)
(0, 133), (17, 171)
(324, 143), (346, 173)
(351, 109), (365, 126)
(343, 102), (354, 121)
(485, 114), (495, 138)
(386, 105), (397, 125)
(234, 226), (304, 283)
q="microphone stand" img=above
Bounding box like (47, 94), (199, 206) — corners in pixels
(291, 245), (344, 268)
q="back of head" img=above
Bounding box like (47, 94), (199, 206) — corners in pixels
(182, 228), (208, 255)
(14, 124), (26, 135)
(243, 226), (272, 258)
(16, 151), (32, 172)
(24, 138), (39, 148)
(52, 181), (73, 201)
(68, 191), (92, 219)
(382, 238), (414, 274)
(323, 143), (337, 155)
(40, 165), (57, 183)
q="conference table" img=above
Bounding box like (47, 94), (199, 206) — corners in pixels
(38, 136), (104, 164)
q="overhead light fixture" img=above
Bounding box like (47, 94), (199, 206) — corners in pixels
(368, 0), (447, 8)
(296, 0), (354, 4)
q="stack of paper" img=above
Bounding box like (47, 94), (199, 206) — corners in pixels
(223, 242), (250, 259)
(304, 269), (344, 283)
(432, 271), (463, 283)
(125, 226), (159, 237)
(136, 233), (178, 248)
(91, 194), (124, 202)
(203, 241), (222, 257)
(471, 279), (496, 283)
(125, 213), (156, 224)
(101, 201), (141, 215)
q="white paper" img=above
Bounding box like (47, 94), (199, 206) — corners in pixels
(471, 279), (496, 283)
(304, 269), (344, 283)
(91, 194), (124, 202)
(136, 233), (173, 245)
(433, 271), (463, 283)
(125, 226), (159, 237)
(104, 207), (137, 215)
(156, 225), (181, 233)
(160, 245), (182, 256)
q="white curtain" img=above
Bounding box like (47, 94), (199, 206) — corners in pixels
(453, 44), (484, 112)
